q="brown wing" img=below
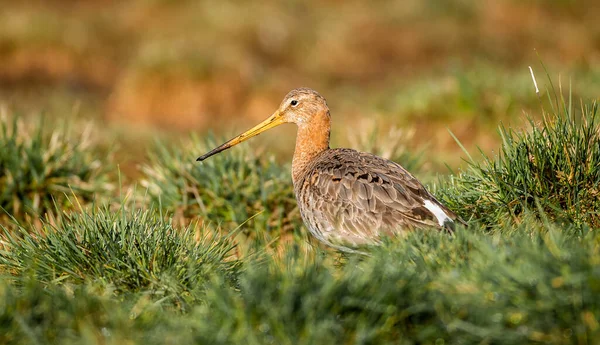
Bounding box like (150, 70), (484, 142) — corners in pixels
(295, 148), (461, 247)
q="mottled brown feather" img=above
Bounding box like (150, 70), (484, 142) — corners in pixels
(294, 148), (463, 251)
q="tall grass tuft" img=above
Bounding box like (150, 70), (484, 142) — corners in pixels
(188, 224), (600, 344)
(440, 91), (599, 228)
(2, 223), (599, 344)
(140, 135), (302, 244)
(0, 202), (241, 306)
(0, 114), (113, 221)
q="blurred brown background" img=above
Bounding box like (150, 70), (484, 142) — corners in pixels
(1, 0), (599, 172)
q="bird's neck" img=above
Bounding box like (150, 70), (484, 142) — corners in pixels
(292, 110), (331, 183)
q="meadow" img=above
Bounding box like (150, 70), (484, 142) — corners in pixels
(1, 1), (600, 344)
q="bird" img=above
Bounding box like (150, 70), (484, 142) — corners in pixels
(197, 88), (465, 253)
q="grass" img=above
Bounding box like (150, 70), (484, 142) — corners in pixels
(439, 88), (600, 228)
(1, 223), (599, 344)
(0, 202), (240, 302)
(1, 1), (599, 342)
(140, 135), (304, 250)
(190, 225), (600, 344)
(0, 73), (599, 343)
(0, 114), (112, 222)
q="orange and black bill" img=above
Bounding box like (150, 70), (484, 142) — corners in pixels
(196, 110), (285, 161)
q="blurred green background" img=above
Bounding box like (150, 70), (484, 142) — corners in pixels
(0, 0), (599, 175)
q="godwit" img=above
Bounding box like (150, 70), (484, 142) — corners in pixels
(197, 88), (464, 253)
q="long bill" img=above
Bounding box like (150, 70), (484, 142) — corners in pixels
(197, 110), (285, 161)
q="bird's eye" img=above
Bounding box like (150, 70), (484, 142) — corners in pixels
(290, 100), (298, 107)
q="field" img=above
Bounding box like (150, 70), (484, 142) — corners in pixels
(1, 0), (600, 344)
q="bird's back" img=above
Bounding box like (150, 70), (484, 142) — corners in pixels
(293, 148), (462, 251)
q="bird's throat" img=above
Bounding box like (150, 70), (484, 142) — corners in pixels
(292, 111), (331, 183)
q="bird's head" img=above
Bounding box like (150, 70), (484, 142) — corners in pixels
(197, 87), (329, 161)
(276, 88), (329, 126)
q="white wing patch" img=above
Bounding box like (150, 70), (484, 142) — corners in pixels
(423, 200), (452, 226)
